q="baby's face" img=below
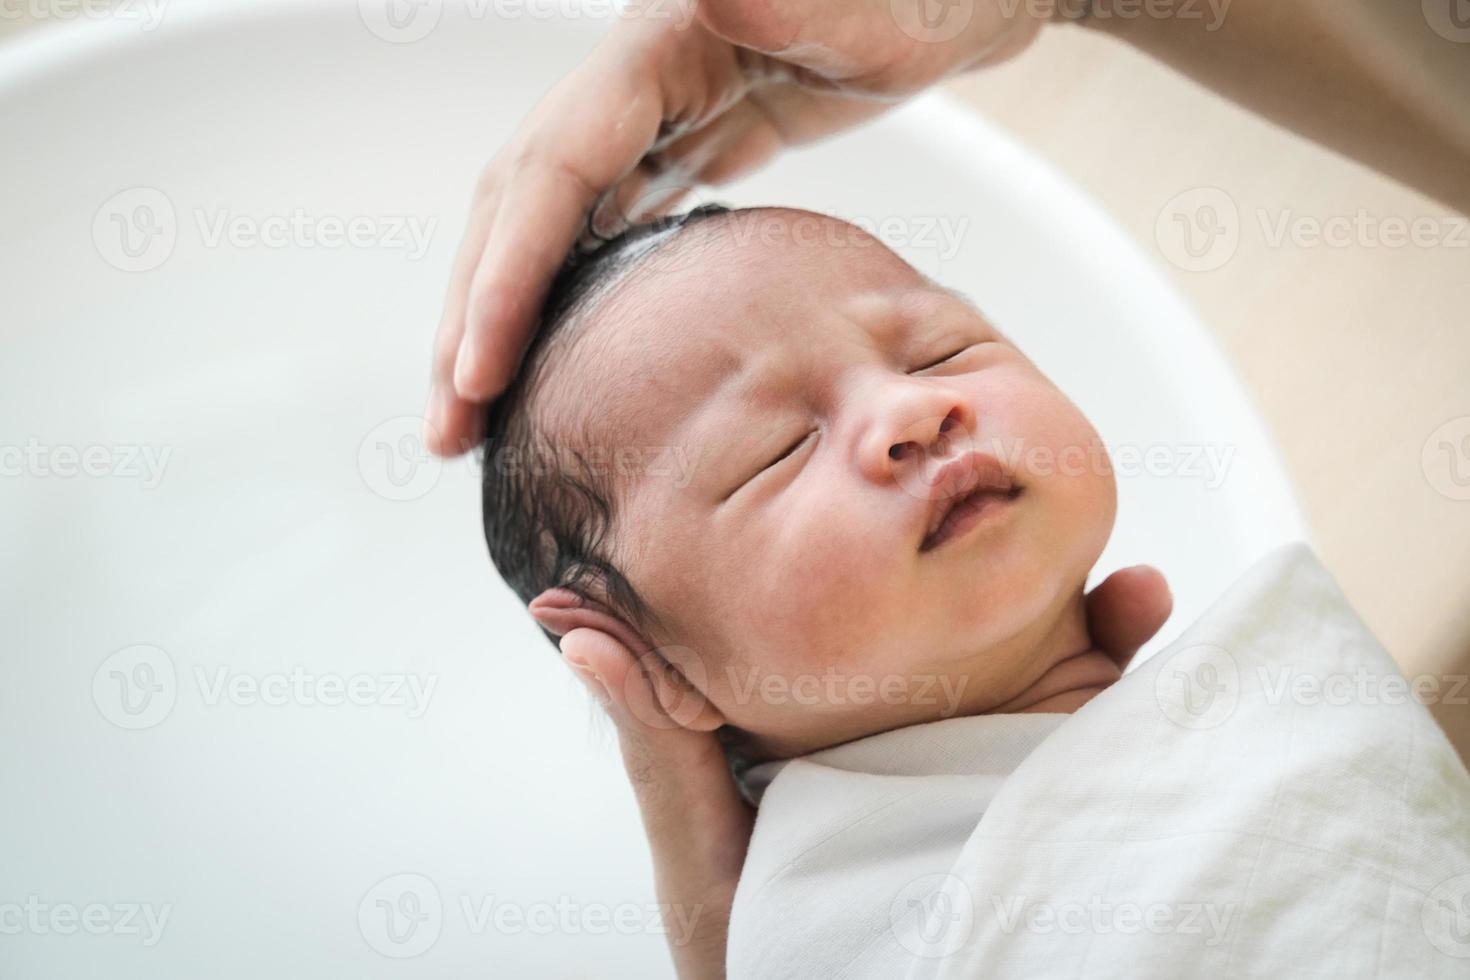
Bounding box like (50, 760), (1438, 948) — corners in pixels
(549, 209), (1116, 757)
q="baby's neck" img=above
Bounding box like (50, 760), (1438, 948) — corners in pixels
(977, 589), (1122, 715)
(742, 587), (1121, 763)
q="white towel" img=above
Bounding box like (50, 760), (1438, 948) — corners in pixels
(727, 542), (1470, 979)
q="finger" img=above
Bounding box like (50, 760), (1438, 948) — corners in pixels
(560, 628), (704, 751)
(432, 392), (483, 459)
(454, 57), (666, 403)
(558, 627), (752, 972)
(695, 0), (982, 92)
(1085, 565), (1173, 672)
(585, 85), (884, 244)
(452, 163), (595, 401)
(586, 163), (697, 244)
(583, 102), (762, 242)
(695, 0), (905, 79)
(426, 182), (499, 456)
(659, 84), (886, 185)
(560, 629), (749, 822)
(584, 98), (778, 242)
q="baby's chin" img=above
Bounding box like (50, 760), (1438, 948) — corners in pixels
(713, 500), (1112, 759)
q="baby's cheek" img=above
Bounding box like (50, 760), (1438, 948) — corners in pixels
(1003, 381), (1116, 563)
(724, 503), (902, 675)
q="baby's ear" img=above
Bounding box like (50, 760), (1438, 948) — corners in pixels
(531, 589), (725, 734)
(530, 588), (650, 656)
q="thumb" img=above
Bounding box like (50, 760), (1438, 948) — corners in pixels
(1085, 564), (1174, 672)
(559, 628), (724, 746)
(560, 628), (751, 847)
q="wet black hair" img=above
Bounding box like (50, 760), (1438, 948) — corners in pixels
(480, 202), (735, 651)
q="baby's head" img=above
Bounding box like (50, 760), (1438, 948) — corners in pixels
(482, 206), (1117, 760)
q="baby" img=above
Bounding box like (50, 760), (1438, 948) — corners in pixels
(480, 204), (1123, 764)
(480, 206), (1470, 977)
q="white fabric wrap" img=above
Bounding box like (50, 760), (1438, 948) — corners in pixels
(726, 542), (1470, 979)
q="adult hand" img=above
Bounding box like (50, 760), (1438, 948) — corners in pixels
(554, 562), (1171, 979)
(426, 0), (1064, 456)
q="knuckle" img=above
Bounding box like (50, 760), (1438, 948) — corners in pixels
(465, 281), (498, 334)
(698, 0), (787, 51)
(432, 321), (462, 372)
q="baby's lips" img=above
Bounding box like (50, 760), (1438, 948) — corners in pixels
(923, 450), (1014, 501)
(915, 450), (1019, 548)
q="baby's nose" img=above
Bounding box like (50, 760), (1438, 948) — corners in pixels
(887, 410), (964, 466)
(856, 374), (979, 487)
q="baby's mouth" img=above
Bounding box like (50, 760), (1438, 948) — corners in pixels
(919, 481), (1023, 553)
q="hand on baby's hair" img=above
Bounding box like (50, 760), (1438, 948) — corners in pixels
(427, 0), (1058, 457)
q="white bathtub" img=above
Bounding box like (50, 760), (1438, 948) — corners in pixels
(0, 1), (1306, 976)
